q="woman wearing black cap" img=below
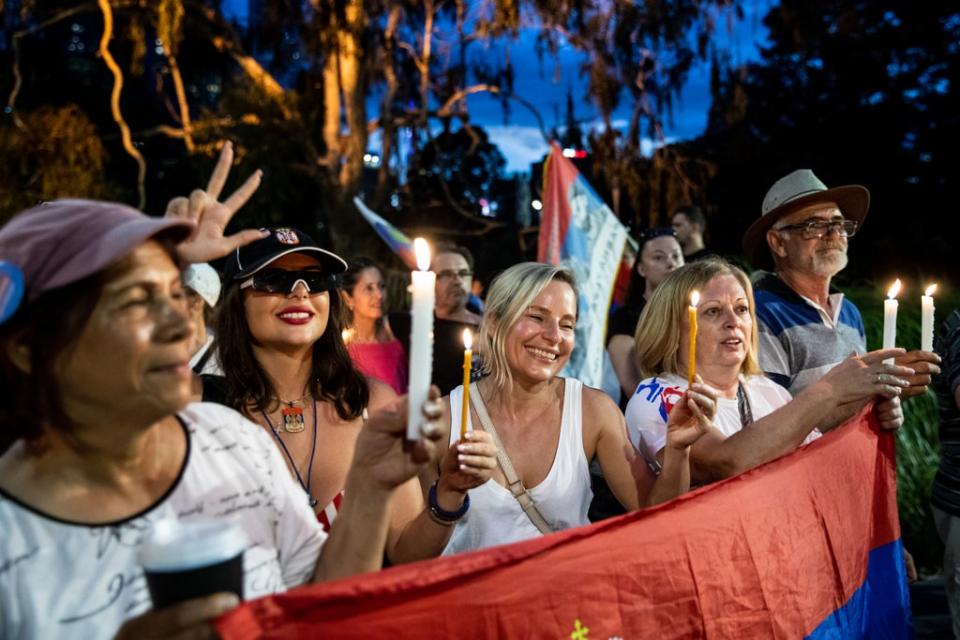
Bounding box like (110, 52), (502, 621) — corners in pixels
(204, 227), (497, 563)
(0, 144), (446, 638)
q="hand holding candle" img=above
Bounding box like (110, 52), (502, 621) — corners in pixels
(407, 238), (436, 441)
(882, 279), (901, 365)
(921, 284), (937, 352)
(460, 329), (473, 440)
(687, 290), (700, 386)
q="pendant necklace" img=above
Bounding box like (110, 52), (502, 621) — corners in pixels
(262, 400), (319, 508)
(277, 394), (308, 433)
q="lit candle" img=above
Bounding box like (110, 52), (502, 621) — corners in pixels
(882, 279), (901, 364)
(407, 238), (435, 441)
(921, 284), (937, 352)
(460, 329), (473, 440)
(687, 290), (700, 386)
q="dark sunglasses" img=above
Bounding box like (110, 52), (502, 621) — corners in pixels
(240, 269), (339, 294)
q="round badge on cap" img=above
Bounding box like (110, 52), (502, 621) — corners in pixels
(0, 261), (25, 324)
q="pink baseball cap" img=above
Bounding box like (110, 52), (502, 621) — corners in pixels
(0, 199), (194, 323)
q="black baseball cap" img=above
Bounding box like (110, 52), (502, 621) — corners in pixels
(223, 227), (348, 280)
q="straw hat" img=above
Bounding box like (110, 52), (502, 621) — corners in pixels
(742, 169), (870, 269)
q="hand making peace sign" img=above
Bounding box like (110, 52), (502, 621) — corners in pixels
(165, 141), (269, 264)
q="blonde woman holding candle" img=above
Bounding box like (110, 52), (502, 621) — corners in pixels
(625, 258), (915, 485)
(428, 262), (714, 555)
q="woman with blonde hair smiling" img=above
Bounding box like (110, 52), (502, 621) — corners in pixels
(626, 258), (913, 484)
(426, 262), (716, 554)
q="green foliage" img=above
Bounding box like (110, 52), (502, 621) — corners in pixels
(846, 282), (960, 574)
(0, 105), (119, 222)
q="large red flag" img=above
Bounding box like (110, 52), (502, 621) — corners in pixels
(218, 407), (909, 639)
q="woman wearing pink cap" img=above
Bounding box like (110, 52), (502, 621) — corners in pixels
(0, 144), (446, 639)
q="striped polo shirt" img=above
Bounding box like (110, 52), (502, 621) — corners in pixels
(933, 308), (960, 517)
(752, 271), (866, 395)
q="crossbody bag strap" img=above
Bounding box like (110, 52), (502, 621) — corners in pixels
(468, 382), (554, 534)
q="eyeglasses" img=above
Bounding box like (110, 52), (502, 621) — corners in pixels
(436, 269), (473, 280)
(776, 219), (858, 240)
(240, 269), (338, 294)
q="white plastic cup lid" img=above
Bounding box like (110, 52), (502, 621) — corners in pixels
(139, 519), (247, 572)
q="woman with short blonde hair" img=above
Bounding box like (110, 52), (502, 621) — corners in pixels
(427, 262), (715, 555)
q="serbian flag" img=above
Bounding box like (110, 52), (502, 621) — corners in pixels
(538, 142), (629, 388)
(218, 406), (910, 639)
(352, 197), (417, 269)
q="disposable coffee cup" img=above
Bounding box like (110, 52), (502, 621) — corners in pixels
(139, 519), (246, 609)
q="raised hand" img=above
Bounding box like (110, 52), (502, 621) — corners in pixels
(821, 348), (915, 404)
(665, 381), (718, 450)
(438, 430), (497, 493)
(165, 141), (268, 264)
(349, 386), (445, 492)
(894, 349), (942, 399)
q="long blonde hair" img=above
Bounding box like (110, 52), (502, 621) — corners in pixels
(477, 262), (578, 390)
(634, 258), (760, 378)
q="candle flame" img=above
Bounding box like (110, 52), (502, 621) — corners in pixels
(887, 279), (902, 299)
(690, 290), (700, 307)
(925, 284), (937, 297)
(414, 238), (431, 271)
(341, 329), (352, 344)
(463, 328), (473, 350)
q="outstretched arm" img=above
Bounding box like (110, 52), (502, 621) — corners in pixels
(312, 390), (443, 581)
(690, 349), (913, 482)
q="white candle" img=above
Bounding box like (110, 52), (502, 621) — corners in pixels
(882, 279), (901, 364)
(921, 284), (937, 352)
(407, 238), (435, 440)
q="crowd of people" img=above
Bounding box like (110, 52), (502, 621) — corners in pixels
(0, 141), (947, 638)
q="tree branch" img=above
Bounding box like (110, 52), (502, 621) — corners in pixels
(97, 0), (147, 208)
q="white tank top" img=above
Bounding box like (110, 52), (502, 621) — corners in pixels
(442, 378), (593, 555)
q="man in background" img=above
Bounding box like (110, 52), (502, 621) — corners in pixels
(183, 263), (222, 375)
(671, 205), (713, 262)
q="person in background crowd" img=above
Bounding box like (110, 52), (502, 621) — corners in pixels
(468, 276), (486, 314)
(932, 307), (960, 636)
(671, 205), (713, 262)
(391, 242), (483, 395)
(626, 258), (912, 486)
(203, 227), (496, 561)
(183, 262), (222, 375)
(341, 257), (407, 395)
(430, 262), (716, 555)
(592, 228), (684, 522)
(606, 228), (685, 404)
(0, 156), (444, 638)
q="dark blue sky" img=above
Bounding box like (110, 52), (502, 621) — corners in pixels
(223, 1), (776, 172)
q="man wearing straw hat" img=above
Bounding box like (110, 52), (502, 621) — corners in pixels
(743, 169), (940, 429)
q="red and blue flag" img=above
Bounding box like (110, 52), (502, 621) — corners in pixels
(218, 405), (910, 639)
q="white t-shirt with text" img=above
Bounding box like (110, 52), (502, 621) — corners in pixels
(624, 373), (814, 465)
(0, 403), (326, 640)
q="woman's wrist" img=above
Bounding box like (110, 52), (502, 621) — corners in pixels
(427, 481), (470, 525)
(435, 474), (468, 511)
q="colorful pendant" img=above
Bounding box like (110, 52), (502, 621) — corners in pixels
(281, 405), (305, 433)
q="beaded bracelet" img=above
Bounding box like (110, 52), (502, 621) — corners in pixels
(428, 481), (470, 526)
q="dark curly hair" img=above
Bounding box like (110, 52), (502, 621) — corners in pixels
(213, 276), (368, 421)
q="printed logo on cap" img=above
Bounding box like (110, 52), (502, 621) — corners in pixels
(275, 229), (300, 245)
(0, 261), (25, 325)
